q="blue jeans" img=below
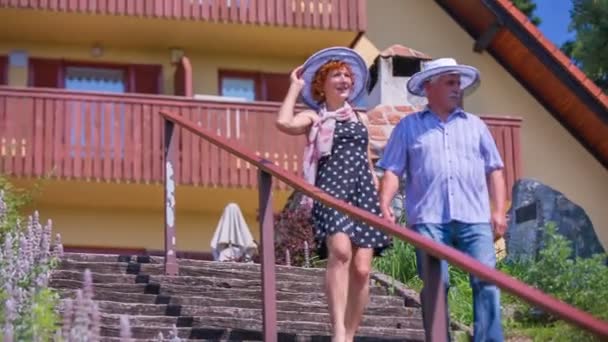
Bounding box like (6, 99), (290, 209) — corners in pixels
(411, 221), (504, 342)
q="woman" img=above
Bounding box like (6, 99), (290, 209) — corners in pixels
(275, 47), (389, 342)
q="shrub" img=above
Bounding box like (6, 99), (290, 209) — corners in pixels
(273, 191), (317, 266)
(0, 177), (40, 237)
(506, 222), (608, 341)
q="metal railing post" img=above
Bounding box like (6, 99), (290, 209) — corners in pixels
(258, 169), (277, 342)
(421, 254), (449, 342)
(163, 119), (178, 276)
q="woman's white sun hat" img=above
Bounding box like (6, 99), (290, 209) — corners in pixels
(300, 46), (369, 110)
(406, 57), (480, 97)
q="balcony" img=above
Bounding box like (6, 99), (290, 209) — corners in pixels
(0, 86), (306, 190)
(0, 0), (366, 57)
(0, 86), (522, 196)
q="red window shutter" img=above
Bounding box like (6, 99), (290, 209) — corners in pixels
(261, 72), (290, 102)
(29, 58), (63, 88)
(0, 56), (7, 85)
(128, 64), (163, 94)
(174, 64), (186, 96)
(174, 56), (193, 97)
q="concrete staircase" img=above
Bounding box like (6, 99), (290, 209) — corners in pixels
(51, 253), (427, 341)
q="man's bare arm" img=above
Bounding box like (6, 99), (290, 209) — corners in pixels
(380, 170), (400, 222)
(487, 169), (507, 239)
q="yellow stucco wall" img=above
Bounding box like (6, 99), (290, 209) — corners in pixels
(36, 206), (249, 253)
(189, 52), (302, 96)
(12, 178), (291, 252)
(355, 0), (608, 248)
(0, 42), (302, 97)
(0, 41), (176, 92)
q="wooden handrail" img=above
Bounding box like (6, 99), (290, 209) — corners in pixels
(159, 109), (608, 339)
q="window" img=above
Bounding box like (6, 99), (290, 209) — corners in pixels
(28, 58), (164, 157)
(190, 0), (248, 7)
(218, 70), (290, 102)
(221, 77), (256, 101)
(62, 66), (128, 158)
(28, 59), (163, 160)
(28, 58), (163, 94)
(64, 66), (126, 93)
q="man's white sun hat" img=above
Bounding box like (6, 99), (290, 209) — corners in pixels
(407, 57), (480, 97)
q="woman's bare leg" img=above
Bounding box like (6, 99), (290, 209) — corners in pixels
(344, 247), (374, 342)
(325, 233), (353, 342)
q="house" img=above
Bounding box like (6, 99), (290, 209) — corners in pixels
(354, 0), (608, 249)
(0, 0), (606, 257)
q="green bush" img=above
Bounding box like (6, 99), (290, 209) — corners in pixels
(0, 177), (39, 236)
(505, 223), (608, 341)
(373, 220), (607, 340)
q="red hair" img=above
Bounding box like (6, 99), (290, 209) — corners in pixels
(311, 60), (354, 103)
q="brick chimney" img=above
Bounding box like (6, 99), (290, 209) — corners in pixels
(364, 45), (432, 161)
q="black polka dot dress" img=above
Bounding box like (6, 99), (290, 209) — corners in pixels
(312, 118), (390, 259)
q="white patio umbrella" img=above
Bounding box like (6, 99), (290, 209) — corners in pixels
(210, 202), (257, 262)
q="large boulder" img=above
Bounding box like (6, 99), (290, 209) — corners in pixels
(505, 178), (605, 261)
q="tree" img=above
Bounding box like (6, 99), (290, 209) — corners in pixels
(562, 0), (608, 92)
(511, 0), (542, 26)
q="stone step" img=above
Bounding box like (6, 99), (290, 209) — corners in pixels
(56, 287), (411, 316)
(97, 318), (425, 341)
(62, 253), (326, 276)
(99, 337), (417, 342)
(56, 284), (406, 308)
(60, 295), (418, 318)
(50, 270), (390, 295)
(55, 253), (429, 342)
(59, 260), (324, 282)
(92, 307), (422, 330)
(51, 279), (147, 294)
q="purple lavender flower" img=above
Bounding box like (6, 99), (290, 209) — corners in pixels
(169, 325), (181, 342)
(3, 323), (14, 342)
(83, 269), (94, 303)
(90, 302), (101, 340)
(70, 290), (90, 341)
(285, 249), (291, 266)
(59, 269), (104, 342)
(38, 219), (52, 265)
(61, 298), (74, 339)
(0, 190), (6, 219)
(1, 190), (66, 341)
(3, 297), (17, 331)
(54, 233), (64, 259)
(120, 315), (132, 341)
(303, 241), (310, 268)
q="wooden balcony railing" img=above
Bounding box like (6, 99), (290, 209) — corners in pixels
(0, 0), (367, 32)
(0, 86), (521, 193)
(0, 86), (305, 190)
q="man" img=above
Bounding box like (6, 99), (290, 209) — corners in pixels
(378, 58), (507, 341)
